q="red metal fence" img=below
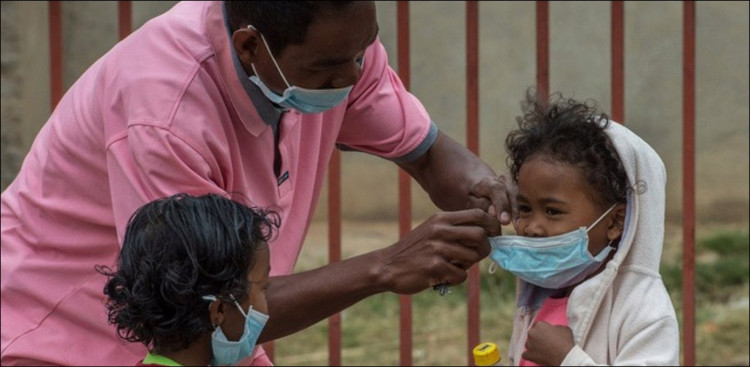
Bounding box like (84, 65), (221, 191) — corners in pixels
(46, 1), (697, 365)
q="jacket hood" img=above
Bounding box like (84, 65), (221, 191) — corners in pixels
(605, 121), (667, 273)
(566, 120), (668, 344)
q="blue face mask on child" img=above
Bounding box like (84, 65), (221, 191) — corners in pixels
(489, 204), (617, 289)
(247, 25), (357, 114)
(203, 295), (269, 366)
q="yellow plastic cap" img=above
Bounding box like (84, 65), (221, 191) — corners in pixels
(473, 342), (501, 366)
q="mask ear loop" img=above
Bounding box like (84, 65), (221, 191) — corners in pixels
(203, 295), (217, 308)
(202, 295), (219, 329)
(229, 294), (251, 318)
(247, 25), (292, 89)
(488, 261), (498, 275)
(204, 294), (252, 317)
(608, 239), (618, 253)
(586, 204), (617, 232)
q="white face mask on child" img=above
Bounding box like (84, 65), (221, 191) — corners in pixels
(203, 295), (269, 366)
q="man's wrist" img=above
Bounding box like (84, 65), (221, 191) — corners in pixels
(364, 247), (393, 294)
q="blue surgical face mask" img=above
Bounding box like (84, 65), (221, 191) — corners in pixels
(488, 204), (617, 289)
(203, 295), (269, 366)
(246, 25), (357, 114)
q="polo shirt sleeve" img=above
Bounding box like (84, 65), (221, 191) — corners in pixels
(337, 37), (438, 163)
(106, 123), (226, 244)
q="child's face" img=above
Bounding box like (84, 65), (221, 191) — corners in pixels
(515, 155), (612, 256)
(222, 242), (271, 341)
(246, 242), (271, 316)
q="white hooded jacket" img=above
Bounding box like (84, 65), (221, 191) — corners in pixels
(505, 122), (680, 366)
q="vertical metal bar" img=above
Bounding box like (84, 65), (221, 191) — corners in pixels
(397, 1), (413, 366)
(465, 1), (480, 365)
(611, 1), (625, 124)
(48, 1), (63, 110)
(328, 149), (343, 366)
(118, 1), (132, 40)
(681, 1), (696, 365)
(535, 1), (549, 100)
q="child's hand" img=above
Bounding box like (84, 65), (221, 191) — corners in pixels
(521, 321), (575, 366)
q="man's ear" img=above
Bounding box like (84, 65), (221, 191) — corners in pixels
(208, 299), (227, 327)
(232, 26), (261, 66)
(607, 203), (627, 241)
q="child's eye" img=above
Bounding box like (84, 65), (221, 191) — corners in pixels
(545, 207), (562, 216)
(518, 204), (531, 213)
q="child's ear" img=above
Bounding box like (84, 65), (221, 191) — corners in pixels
(607, 203), (627, 241)
(208, 299), (226, 327)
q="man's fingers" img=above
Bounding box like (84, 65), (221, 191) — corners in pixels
(430, 260), (470, 286)
(499, 211), (511, 225)
(493, 173), (518, 226)
(429, 222), (489, 246)
(440, 237), (489, 265)
(466, 173), (519, 226)
(488, 205), (498, 217)
(466, 194), (491, 213)
(438, 208), (488, 225)
(435, 209), (502, 236)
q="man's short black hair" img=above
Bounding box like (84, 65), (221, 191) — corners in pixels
(226, 1), (355, 56)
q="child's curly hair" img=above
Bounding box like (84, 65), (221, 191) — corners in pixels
(505, 88), (629, 208)
(96, 193), (280, 354)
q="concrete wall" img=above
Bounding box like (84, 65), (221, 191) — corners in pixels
(2, 1), (748, 224)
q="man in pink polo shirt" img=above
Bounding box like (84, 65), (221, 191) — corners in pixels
(1, 1), (514, 365)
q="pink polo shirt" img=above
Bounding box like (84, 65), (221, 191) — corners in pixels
(0, 1), (434, 365)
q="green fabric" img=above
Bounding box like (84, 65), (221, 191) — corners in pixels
(143, 352), (183, 366)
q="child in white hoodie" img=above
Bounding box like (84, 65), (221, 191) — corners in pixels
(489, 90), (680, 365)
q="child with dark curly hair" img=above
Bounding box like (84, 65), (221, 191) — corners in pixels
(96, 193), (280, 366)
(488, 89), (679, 365)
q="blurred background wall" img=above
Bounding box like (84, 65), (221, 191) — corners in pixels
(1, 1), (748, 227)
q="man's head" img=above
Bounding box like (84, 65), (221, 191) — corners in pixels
(227, 1), (378, 92)
(227, 1), (362, 57)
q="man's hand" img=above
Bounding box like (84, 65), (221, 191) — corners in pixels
(397, 132), (518, 224)
(466, 172), (518, 226)
(375, 208), (501, 295)
(522, 321), (575, 366)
